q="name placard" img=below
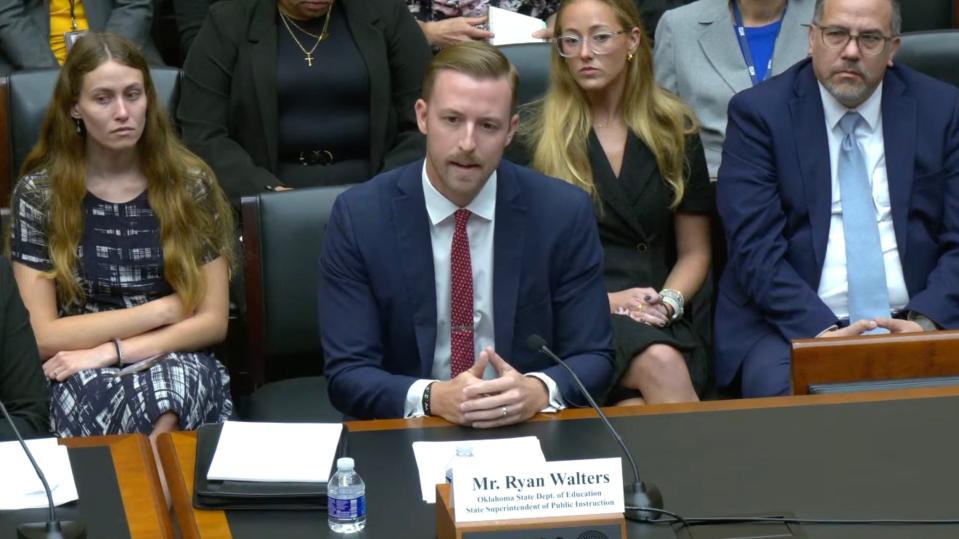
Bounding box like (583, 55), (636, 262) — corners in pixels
(451, 458), (624, 523)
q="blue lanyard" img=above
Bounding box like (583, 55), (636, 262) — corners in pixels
(731, 1), (785, 86)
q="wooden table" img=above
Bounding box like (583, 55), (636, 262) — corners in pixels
(158, 386), (959, 539)
(55, 434), (173, 539)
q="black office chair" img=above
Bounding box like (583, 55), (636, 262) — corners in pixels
(900, 0), (953, 32)
(498, 42), (551, 107)
(239, 185), (350, 422)
(896, 30), (959, 89)
(6, 67), (182, 185)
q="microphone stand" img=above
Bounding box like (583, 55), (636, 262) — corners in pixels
(0, 401), (86, 539)
(527, 335), (664, 521)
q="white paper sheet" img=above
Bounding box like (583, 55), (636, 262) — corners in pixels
(489, 6), (548, 46)
(411, 436), (546, 503)
(0, 438), (79, 510)
(206, 421), (343, 483)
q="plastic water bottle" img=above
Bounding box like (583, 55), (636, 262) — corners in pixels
(445, 444), (475, 485)
(328, 457), (366, 533)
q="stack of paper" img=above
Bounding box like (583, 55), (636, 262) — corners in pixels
(0, 438), (78, 510)
(207, 421), (343, 482)
(489, 7), (548, 46)
(412, 436), (546, 503)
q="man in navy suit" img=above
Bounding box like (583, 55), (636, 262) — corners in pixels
(716, 0), (959, 397)
(320, 42), (614, 424)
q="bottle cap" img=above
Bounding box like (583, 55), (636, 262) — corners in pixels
(337, 457), (355, 471)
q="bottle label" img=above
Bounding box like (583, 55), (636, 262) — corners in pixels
(329, 495), (366, 519)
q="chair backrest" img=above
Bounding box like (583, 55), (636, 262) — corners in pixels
(241, 185), (351, 387)
(790, 330), (959, 395)
(498, 42), (551, 108)
(896, 30), (959, 89)
(5, 66), (182, 193)
(900, 0), (953, 32)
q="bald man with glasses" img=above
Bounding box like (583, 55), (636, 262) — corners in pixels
(715, 0), (959, 397)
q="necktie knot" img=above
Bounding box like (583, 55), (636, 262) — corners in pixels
(839, 111), (863, 138)
(454, 208), (471, 231)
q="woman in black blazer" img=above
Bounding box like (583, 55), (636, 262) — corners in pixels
(179, 0), (432, 200)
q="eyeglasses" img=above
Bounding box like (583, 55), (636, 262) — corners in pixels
(553, 30), (626, 57)
(813, 24), (897, 56)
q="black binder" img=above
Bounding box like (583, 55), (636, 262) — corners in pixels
(193, 423), (341, 510)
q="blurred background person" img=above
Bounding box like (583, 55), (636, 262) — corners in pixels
(179, 0), (432, 200)
(654, 0), (813, 179)
(407, 0), (558, 47)
(521, 0), (711, 404)
(0, 0), (161, 73)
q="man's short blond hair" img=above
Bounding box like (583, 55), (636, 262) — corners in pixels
(421, 41), (519, 112)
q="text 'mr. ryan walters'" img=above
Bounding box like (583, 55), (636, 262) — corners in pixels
(473, 472), (611, 493)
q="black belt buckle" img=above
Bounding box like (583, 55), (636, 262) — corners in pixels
(299, 149), (334, 166)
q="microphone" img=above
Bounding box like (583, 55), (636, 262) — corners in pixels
(527, 334), (664, 522)
(0, 400), (86, 539)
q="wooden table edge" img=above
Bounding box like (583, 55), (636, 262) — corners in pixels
(60, 434), (174, 539)
(157, 431), (232, 539)
(345, 385), (959, 431)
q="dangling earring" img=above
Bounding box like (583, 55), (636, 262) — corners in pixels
(74, 118), (82, 134)
(627, 51), (634, 62)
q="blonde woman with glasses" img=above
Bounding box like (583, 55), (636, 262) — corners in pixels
(521, 0), (711, 405)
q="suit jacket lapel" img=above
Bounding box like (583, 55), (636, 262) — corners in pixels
(697, 0), (752, 95)
(492, 163), (525, 356)
(393, 164), (437, 375)
(771, 3), (811, 74)
(590, 130), (653, 241)
(789, 61), (831, 270)
(881, 69), (915, 258)
(249, 1), (279, 172)
(344, 0), (387, 175)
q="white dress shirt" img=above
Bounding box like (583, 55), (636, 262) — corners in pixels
(816, 82), (909, 320)
(404, 163), (564, 417)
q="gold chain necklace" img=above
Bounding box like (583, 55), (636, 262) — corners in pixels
(278, 4), (333, 67)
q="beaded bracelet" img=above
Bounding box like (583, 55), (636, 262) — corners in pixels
(423, 382), (436, 416)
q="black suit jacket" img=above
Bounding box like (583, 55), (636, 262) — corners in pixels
(178, 0), (431, 200)
(0, 0), (160, 72)
(0, 256), (50, 441)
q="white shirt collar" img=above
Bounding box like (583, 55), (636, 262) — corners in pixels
(421, 160), (497, 225)
(818, 81), (884, 133)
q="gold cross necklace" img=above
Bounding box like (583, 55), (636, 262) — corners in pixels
(279, 4), (333, 67)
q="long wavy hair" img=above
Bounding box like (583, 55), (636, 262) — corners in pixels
(523, 0), (698, 208)
(19, 32), (234, 312)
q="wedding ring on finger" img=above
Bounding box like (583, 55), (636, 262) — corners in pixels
(501, 406), (508, 417)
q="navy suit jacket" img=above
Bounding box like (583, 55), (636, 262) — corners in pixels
(320, 159), (615, 419)
(715, 58), (959, 387)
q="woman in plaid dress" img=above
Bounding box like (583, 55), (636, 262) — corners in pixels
(8, 32), (235, 441)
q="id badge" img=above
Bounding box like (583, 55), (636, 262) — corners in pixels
(64, 30), (88, 53)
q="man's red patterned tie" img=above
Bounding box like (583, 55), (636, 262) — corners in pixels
(450, 209), (474, 377)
